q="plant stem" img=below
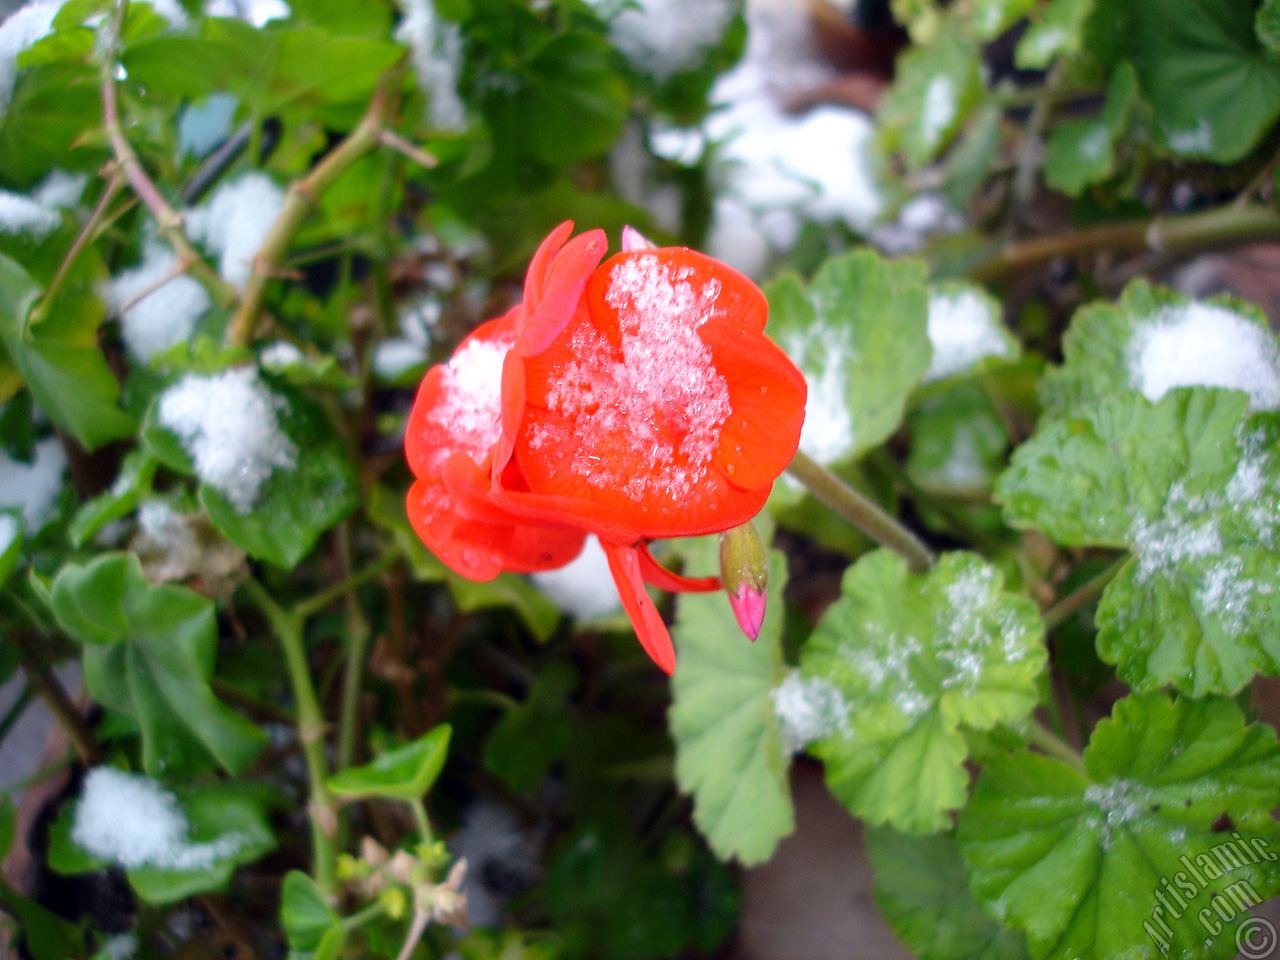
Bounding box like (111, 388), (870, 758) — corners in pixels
(98, 0), (237, 310)
(971, 202), (1280, 284)
(786, 450), (935, 572)
(1027, 717), (1086, 773)
(226, 70), (401, 345)
(336, 527), (379, 775)
(341, 900), (388, 932)
(14, 635), (100, 767)
(409, 798), (434, 845)
(1040, 557), (1126, 632)
(296, 551), (399, 621)
(242, 579), (338, 897)
(30, 168), (124, 328)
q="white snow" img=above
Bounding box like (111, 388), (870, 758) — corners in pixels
(935, 423), (990, 491)
(0, 437), (66, 529)
(96, 933), (138, 960)
(203, 0), (290, 27)
(782, 323), (855, 465)
(924, 287), (1013, 382)
(0, 190), (60, 237)
(373, 338), (429, 379)
(33, 170), (86, 209)
(157, 367), (297, 513)
(257, 340), (304, 369)
(646, 2), (881, 276)
(1084, 777), (1150, 846)
(72, 766), (246, 871)
(1125, 302), (1280, 411)
(1167, 118), (1212, 156)
(396, 0), (467, 130)
(870, 192), (965, 256)
(0, 0), (62, 116)
(426, 332), (513, 463)
(590, 0), (737, 81)
(186, 173), (286, 288)
(530, 536), (621, 620)
(537, 255), (731, 502)
(772, 671), (848, 753)
(0, 512), (18, 554)
(105, 239), (211, 361)
(920, 75), (956, 150)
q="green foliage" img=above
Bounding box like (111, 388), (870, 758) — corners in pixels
(669, 551), (793, 865)
(959, 693), (1280, 960)
(999, 388), (1280, 696)
(329, 725), (452, 801)
(802, 550), (1045, 832)
(281, 871), (346, 960)
(50, 552), (265, 775)
(765, 250), (930, 467)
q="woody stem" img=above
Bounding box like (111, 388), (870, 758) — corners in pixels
(786, 450), (934, 573)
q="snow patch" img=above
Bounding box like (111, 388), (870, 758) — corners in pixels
(1084, 777), (1150, 846)
(426, 332), (513, 463)
(186, 173), (286, 288)
(921, 75), (956, 149)
(592, 0), (736, 81)
(258, 340), (304, 369)
(157, 367), (297, 513)
(530, 536), (621, 620)
(772, 671), (848, 753)
(0, 0), (62, 116)
(782, 322), (855, 465)
(0, 437), (66, 529)
(924, 288), (1012, 382)
(1167, 118), (1212, 155)
(72, 767), (246, 871)
(396, 0), (466, 130)
(0, 512), (18, 554)
(1126, 302), (1280, 411)
(203, 0), (290, 27)
(106, 239), (211, 361)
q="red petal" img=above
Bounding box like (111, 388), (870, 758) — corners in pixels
(602, 540), (675, 674)
(516, 229), (608, 356)
(704, 320), (808, 490)
(636, 542), (720, 593)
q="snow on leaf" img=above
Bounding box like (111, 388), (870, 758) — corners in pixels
(958, 693), (1280, 960)
(998, 387), (1280, 696)
(669, 549), (793, 865)
(767, 249), (929, 467)
(923, 281), (1019, 384)
(801, 550), (1045, 833)
(879, 29), (983, 167)
(1014, 0), (1092, 68)
(1042, 280), (1280, 418)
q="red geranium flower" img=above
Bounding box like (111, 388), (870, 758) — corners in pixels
(405, 223), (807, 674)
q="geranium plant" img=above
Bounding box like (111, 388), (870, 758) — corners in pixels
(1, 0), (1280, 959)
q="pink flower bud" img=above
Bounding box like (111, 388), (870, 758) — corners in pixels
(719, 521), (769, 640)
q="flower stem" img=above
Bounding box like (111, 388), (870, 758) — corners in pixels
(1027, 717), (1086, 773)
(409, 798), (434, 845)
(242, 578), (338, 897)
(971, 202), (1280, 283)
(786, 450), (935, 572)
(1040, 557), (1126, 632)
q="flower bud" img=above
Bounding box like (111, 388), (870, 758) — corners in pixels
(719, 521), (768, 640)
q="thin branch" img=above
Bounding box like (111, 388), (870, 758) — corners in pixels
(226, 71), (401, 345)
(786, 450), (935, 573)
(971, 202), (1280, 284)
(99, 0), (237, 309)
(1040, 556), (1126, 632)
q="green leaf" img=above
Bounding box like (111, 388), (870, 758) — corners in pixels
(68, 449), (159, 548)
(969, 0), (1037, 41)
(49, 776), (276, 905)
(0, 510), (21, 590)
(0, 253), (134, 450)
(1127, 0), (1280, 162)
(1258, 0), (1280, 53)
(282, 871), (346, 960)
(143, 377), (360, 569)
(1015, 0), (1094, 68)
(522, 30), (630, 167)
(1040, 280), (1280, 419)
(485, 663), (575, 794)
(766, 250), (930, 467)
(867, 827), (1029, 960)
(669, 550), (794, 865)
(958, 692), (1280, 960)
(51, 553), (265, 775)
(879, 29), (983, 166)
(907, 382), (1010, 497)
(998, 387), (1280, 696)
(802, 550), (1045, 832)
(328, 725), (451, 801)
(0, 798), (85, 960)
(1044, 63), (1138, 196)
